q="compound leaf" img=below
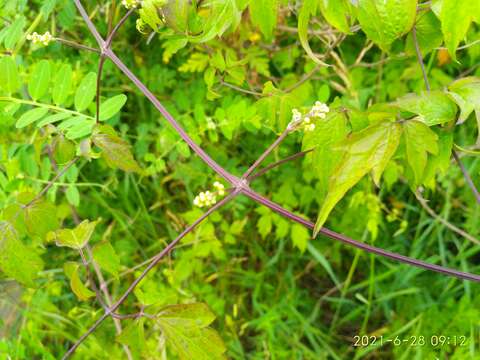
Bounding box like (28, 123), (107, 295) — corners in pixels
(74, 72), (97, 112)
(99, 94), (128, 121)
(28, 60), (51, 101)
(52, 219), (100, 249)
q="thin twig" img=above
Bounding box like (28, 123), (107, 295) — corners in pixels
(55, 37), (100, 53)
(415, 191), (480, 245)
(242, 130), (290, 179)
(453, 151), (480, 204)
(248, 149), (313, 181)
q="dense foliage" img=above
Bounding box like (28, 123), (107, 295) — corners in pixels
(1, 0), (480, 359)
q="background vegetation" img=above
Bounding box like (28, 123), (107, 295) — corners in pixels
(1, 0), (480, 359)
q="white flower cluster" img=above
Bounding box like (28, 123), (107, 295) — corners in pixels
(26, 32), (54, 46)
(193, 181), (226, 208)
(288, 101), (330, 132)
(122, 0), (141, 9)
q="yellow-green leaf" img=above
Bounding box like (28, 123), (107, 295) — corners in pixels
(297, 0), (330, 66)
(53, 219), (100, 249)
(0, 56), (21, 94)
(52, 64), (73, 105)
(403, 119), (439, 185)
(439, 0), (475, 61)
(319, 0), (351, 33)
(156, 303), (226, 360)
(249, 0), (278, 40)
(92, 124), (141, 173)
(16, 107), (49, 129)
(99, 94), (128, 121)
(92, 241), (120, 278)
(74, 72), (97, 112)
(23, 198), (59, 240)
(395, 91), (458, 126)
(357, 0), (417, 50)
(313, 121), (402, 236)
(28, 60), (51, 101)
(0, 221), (44, 287)
(64, 262), (95, 301)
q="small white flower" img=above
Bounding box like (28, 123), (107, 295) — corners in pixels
(206, 117), (216, 130)
(311, 101), (330, 118)
(27, 31), (54, 46)
(213, 181), (225, 196)
(122, 0), (141, 9)
(304, 123), (315, 132)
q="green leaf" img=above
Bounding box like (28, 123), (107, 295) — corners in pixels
(448, 77), (480, 124)
(405, 10), (443, 55)
(4, 17), (25, 50)
(23, 198), (59, 240)
(303, 111), (349, 201)
(291, 223), (309, 253)
(54, 135), (76, 165)
(439, 0), (475, 61)
(66, 185), (80, 207)
(92, 125), (141, 173)
(319, 0), (351, 33)
(74, 72), (97, 112)
(28, 60), (51, 101)
(297, 0), (330, 66)
(92, 241), (120, 278)
(249, 0), (278, 40)
(156, 303), (226, 360)
(117, 319), (146, 358)
(357, 0), (417, 50)
(99, 94), (128, 121)
(313, 121), (402, 236)
(64, 262), (95, 301)
(52, 64), (73, 105)
(0, 56), (21, 94)
(52, 219), (100, 249)
(139, 0), (163, 31)
(37, 113), (71, 127)
(0, 221), (43, 287)
(16, 108), (49, 128)
(395, 91), (458, 126)
(423, 129), (453, 186)
(403, 119), (439, 185)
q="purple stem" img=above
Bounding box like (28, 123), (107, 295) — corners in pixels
(241, 187), (480, 283)
(62, 192), (238, 359)
(248, 149), (313, 181)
